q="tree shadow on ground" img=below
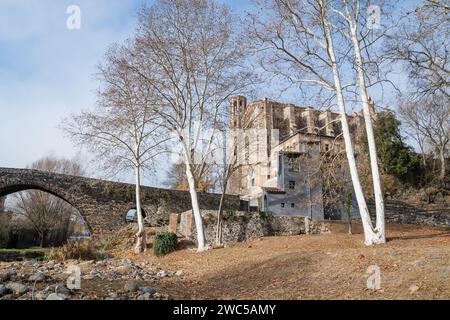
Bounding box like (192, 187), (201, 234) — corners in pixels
(387, 230), (450, 242)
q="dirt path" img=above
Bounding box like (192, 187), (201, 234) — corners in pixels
(124, 222), (450, 300)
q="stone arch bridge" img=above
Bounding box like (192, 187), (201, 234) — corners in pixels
(0, 168), (241, 237)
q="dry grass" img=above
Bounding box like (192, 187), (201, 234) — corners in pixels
(117, 222), (450, 300)
(45, 240), (100, 261)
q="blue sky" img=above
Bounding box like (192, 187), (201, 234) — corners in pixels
(0, 1), (141, 174)
(0, 0), (418, 186)
(0, 0), (254, 186)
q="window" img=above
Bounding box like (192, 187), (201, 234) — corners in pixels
(287, 154), (300, 172)
(251, 178), (255, 187)
(291, 203), (295, 208)
(278, 155), (282, 176)
(289, 181), (296, 190)
(245, 136), (250, 161)
(281, 203), (285, 208)
(300, 143), (306, 153)
(267, 175), (271, 179)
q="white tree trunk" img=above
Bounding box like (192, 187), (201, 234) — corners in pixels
(134, 163), (147, 254)
(350, 28), (386, 244)
(178, 133), (207, 252)
(323, 18), (381, 245)
(439, 146), (446, 182)
(185, 162), (207, 252)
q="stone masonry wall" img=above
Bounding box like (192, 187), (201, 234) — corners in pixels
(0, 168), (241, 237)
(179, 210), (331, 245)
(366, 200), (450, 228)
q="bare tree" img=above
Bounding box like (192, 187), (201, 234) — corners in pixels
(399, 94), (449, 183)
(333, 0), (390, 243)
(11, 156), (85, 247)
(247, 0), (385, 244)
(131, 0), (253, 251)
(388, 0), (449, 98)
(388, 0), (449, 185)
(62, 44), (167, 254)
(165, 158), (214, 193)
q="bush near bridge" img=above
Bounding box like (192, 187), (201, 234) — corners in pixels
(153, 232), (178, 257)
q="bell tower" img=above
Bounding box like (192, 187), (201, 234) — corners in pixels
(230, 96), (247, 128)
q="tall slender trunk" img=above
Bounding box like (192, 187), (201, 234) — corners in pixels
(322, 13), (380, 245)
(215, 176), (228, 245)
(134, 163), (147, 254)
(185, 163), (207, 252)
(439, 147), (446, 182)
(39, 231), (45, 248)
(350, 27), (386, 243)
(344, 191), (353, 235)
(180, 134), (207, 252)
(184, 147), (207, 252)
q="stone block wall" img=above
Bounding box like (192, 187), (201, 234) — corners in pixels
(179, 210), (331, 245)
(0, 167), (241, 238)
(262, 215), (330, 236)
(366, 200), (450, 228)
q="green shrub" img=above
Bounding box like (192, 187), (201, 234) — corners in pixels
(223, 210), (237, 221)
(259, 211), (274, 223)
(153, 232), (177, 257)
(99, 239), (114, 251)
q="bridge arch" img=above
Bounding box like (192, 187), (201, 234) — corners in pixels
(0, 182), (92, 234)
(0, 167), (241, 238)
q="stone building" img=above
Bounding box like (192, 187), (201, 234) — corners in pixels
(229, 96), (365, 218)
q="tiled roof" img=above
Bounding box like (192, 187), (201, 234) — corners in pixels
(262, 187), (285, 194)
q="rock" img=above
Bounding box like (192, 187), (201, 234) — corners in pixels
(0, 284), (9, 297)
(175, 270), (184, 277)
(6, 282), (28, 295)
(409, 284), (419, 293)
(115, 265), (133, 274)
(137, 293), (153, 300)
(157, 270), (168, 278)
(0, 294), (14, 300)
(124, 281), (139, 292)
(28, 272), (45, 283)
(142, 287), (156, 296)
(34, 290), (49, 300)
(46, 260), (56, 268)
(46, 293), (69, 300)
(46, 283), (70, 295)
(0, 270), (17, 282)
(55, 284), (70, 295)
